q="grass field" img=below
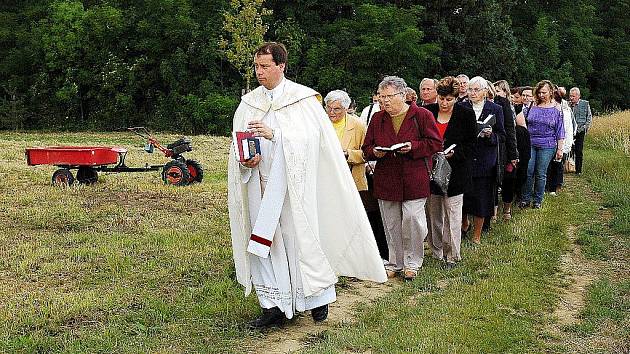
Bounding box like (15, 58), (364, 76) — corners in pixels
(0, 112), (627, 353)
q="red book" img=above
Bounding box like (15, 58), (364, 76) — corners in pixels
(232, 131), (261, 162)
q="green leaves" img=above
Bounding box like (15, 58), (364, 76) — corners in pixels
(219, 0), (272, 92)
(0, 0), (628, 132)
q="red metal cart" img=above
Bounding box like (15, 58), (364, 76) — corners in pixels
(25, 128), (203, 186)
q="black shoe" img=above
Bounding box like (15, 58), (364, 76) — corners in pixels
(518, 201), (530, 209)
(311, 304), (329, 322)
(533, 203), (542, 209)
(248, 307), (286, 330)
(444, 262), (457, 270)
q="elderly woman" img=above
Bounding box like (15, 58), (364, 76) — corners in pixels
(362, 76), (442, 280)
(424, 77), (477, 268)
(460, 76), (506, 244)
(517, 80), (564, 209)
(324, 90), (368, 192)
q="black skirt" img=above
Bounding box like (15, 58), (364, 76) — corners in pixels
(463, 176), (496, 217)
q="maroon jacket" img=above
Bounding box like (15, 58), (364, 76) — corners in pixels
(362, 104), (442, 201)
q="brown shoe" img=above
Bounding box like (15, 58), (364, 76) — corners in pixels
(386, 270), (398, 278)
(403, 269), (417, 281)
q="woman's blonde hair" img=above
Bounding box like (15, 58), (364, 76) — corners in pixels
(533, 80), (554, 105)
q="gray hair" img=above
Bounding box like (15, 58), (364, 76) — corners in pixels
(570, 87), (581, 96)
(324, 90), (352, 109)
(420, 77), (437, 87)
(469, 76), (488, 90)
(456, 74), (470, 82)
(378, 76), (407, 93)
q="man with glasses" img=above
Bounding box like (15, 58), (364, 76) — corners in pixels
(228, 42), (386, 330)
(520, 86), (534, 117)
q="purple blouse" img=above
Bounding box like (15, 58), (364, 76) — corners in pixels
(527, 106), (564, 148)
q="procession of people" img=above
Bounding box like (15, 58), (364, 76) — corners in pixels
(227, 42), (592, 330)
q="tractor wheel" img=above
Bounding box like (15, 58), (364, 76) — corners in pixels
(76, 167), (98, 184)
(162, 160), (190, 186)
(52, 168), (75, 186)
(185, 159), (204, 184)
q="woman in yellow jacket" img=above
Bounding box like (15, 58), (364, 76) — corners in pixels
(323, 90), (367, 191)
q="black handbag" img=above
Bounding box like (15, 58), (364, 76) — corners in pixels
(411, 114), (452, 195)
(424, 154), (452, 195)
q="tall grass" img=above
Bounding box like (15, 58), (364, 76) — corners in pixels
(588, 110), (630, 156)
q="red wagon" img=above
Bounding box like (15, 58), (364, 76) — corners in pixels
(25, 128), (203, 186)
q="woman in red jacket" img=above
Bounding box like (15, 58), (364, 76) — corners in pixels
(362, 76), (442, 280)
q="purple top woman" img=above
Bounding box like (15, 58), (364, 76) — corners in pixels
(517, 80), (565, 209)
(527, 106), (564, 148)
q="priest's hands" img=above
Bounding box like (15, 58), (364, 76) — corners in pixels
(248, 120), (274, 140)
(242, 154), (261, 168)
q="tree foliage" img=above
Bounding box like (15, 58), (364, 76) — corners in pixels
(219, 0), (272, 92)
(0, 0), (627, 133)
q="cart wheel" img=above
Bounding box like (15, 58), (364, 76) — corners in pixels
(162, 160), (190, 186)
(185, 159), (204, 183)
(52, 168), (75, 186)
(76, 167), (98, 184)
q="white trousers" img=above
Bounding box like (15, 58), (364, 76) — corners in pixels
(378, 198), (428, 271)
(428, 194), (463, 263)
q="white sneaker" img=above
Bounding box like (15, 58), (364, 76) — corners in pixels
(550, 192), (557, 196)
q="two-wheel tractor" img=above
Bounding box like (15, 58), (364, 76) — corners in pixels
(161, 159), (203, 186)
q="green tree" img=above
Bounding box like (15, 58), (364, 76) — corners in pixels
(588, 0), (630, 110)
(219, 0), (272, 92)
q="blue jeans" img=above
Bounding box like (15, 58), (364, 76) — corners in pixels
(522, 146), (556, 205)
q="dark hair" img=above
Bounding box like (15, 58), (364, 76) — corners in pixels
(510, 87), (519, 95)
(255, 42), (288, 66)
(533, 80), (554, 105)
(436, 76), (460, 97)
(519, 86), (533, 95)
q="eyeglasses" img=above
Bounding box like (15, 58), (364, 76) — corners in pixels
(467, 88), (485, 94)
(378, 92), (403, 101)
(325, 106), (345, 113)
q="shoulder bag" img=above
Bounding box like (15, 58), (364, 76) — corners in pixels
(412, 114), (452, 195)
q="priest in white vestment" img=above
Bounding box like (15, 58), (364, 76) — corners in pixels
(227, 42), (387, 329)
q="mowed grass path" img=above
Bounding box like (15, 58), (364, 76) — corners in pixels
(0, 112), (627, 353)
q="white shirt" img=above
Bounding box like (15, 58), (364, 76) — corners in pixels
(472, 101), (484, 120)
(261, 77), (287, 102)
(360, 102), (380, 125)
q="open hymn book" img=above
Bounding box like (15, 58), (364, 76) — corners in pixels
(440, 144), (456, 155)
(375, 143), (408, 152)
(232, 131), (261, 162)
(477, 114), (496, 137)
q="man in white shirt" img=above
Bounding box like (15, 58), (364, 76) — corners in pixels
(360, 93), (380, 125)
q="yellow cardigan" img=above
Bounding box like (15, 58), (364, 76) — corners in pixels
(339, 114), (368, 191)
